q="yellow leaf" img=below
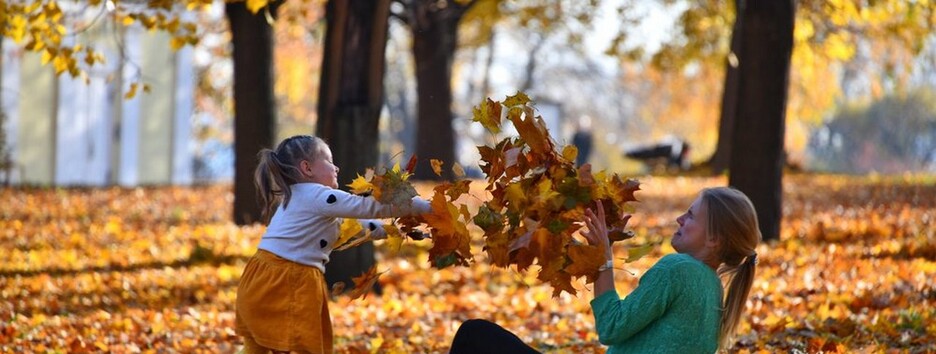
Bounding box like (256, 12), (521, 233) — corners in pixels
(503, 91), (531, 107)
(430, 159), (443, 176)
(383, 224), (404, 254)
(10, 16), (28, 43)
(95, 341), (108, 351)
(335, 218), (363, 250)
(533, 178), (561, 209)
(562, 145), (578, 163)
(41, 50), (53, 65)
(347, 174), (375, 194)
(625, 243), (654, 263)
(170, 37), (186, 51)
(471, 97), (502, 134)
(823, 33), (855, 60)
(370, 334), (384, 354)
(505, 183), (528, 208)
(52, 55), (69, 74)
(246, 0), (269, 14)
(125, 83), (138, 99)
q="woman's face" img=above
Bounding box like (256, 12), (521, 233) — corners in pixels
(672, 195), (717, 261)
(304, 145), (339, 188)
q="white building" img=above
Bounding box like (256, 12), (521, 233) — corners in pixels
(1, 21), (195, 186)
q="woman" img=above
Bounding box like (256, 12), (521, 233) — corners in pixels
(450, 187), (761, 353)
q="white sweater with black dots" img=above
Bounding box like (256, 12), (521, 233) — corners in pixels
(258, 183), (431, 272)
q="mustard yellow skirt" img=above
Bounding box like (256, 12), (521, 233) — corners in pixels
(235, 250), (332, 354)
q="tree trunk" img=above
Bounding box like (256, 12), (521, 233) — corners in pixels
(227, 2), (281, 225)
(709, 0), (743, 174)
(728, 0), (795, 242)
(410, 3), (466, 180)
(316, 0), (392, 291)
(519, 35), (545, 93)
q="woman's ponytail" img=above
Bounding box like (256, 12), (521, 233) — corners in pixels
(701, 187), (761, 350)
(718, 252), (757, 349)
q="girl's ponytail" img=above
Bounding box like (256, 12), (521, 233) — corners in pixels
(253, 135), (327, 223)
(254, 149), (291, 223)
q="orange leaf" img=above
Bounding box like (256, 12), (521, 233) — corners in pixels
(506, 106), (553, 155)
(565, 243), (605, 282)
(345, 266), (385, 300)
(430, 159), (443, 177)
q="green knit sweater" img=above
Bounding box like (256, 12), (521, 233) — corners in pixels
(590, 253), (723, 354)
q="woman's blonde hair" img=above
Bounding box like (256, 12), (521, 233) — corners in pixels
(700, 187), (761, 349)
(253, 135), (327, 222)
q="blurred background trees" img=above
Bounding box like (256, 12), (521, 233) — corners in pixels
(2, 0), (935, 238)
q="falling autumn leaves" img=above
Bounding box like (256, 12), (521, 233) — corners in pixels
(337, 93), (643, 298)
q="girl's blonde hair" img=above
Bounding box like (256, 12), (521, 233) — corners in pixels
(700, 187), (761, 349)
(253, 135), (327, 222)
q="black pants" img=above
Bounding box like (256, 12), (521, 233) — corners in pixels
(449, 319), (541, 354)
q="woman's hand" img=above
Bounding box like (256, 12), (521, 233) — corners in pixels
(583, 200), (613, 260)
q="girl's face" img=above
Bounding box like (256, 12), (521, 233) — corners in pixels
(303, 145), (339, 188)
(672, 195), (718, 264)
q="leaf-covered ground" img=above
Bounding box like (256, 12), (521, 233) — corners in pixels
(1, 175), (934, 353)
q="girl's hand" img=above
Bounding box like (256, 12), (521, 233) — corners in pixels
(584, 200), (613, 260)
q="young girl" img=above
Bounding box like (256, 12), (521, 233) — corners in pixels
(235, 135), (430, 354)
(450, 187), (761, 353)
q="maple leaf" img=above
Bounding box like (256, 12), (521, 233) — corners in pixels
(503, 91), (532, 107)
(565, 244), (606, 283)
(465, 93), (646, 297)
(473, 206), (505, 234)
(423, 187), (472, 267)
(472, 98), (504, 134)
(549, 272), (577, 298)
(347, 173), (375, 195)
(506, 106), (553, 155)
(383, 224), (404, 253)
(445, 180), (472, 201)
(532, 178), (563, 211)
(562, 145), (579, 164)
(334, 218), (364, 250)
(504, 183), (529, 210)
(333, 233), (375, 252)
(345, 266), (385, 300)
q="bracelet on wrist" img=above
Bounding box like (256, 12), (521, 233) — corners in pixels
(598, 259), (614, 272)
